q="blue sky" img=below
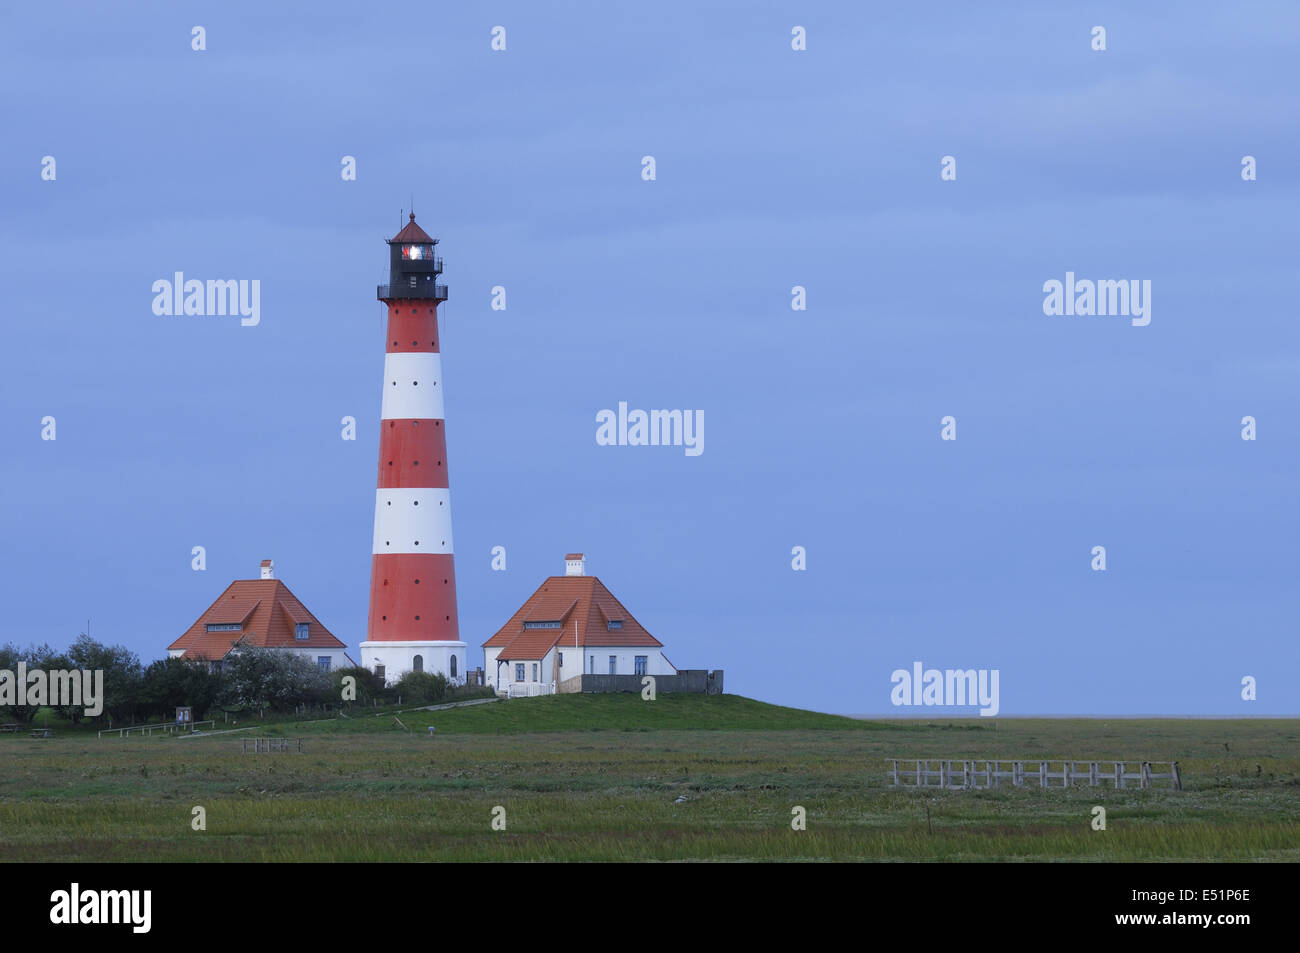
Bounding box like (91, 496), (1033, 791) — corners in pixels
(1, 2), (1297, 715)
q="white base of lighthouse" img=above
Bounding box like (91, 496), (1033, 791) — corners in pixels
(359, 640), (468, 687)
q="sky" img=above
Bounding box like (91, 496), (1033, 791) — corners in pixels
(0, 2), (1297, 715)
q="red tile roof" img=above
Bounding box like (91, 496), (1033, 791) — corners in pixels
(168, 579), (348, 660)
(392, 212), (436, 245)
(483, 575), (663, 661)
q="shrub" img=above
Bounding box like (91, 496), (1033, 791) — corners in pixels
(391, 670), (448, 706)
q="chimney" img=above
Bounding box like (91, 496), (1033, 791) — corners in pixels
(260, 559), (274, 580)
(564, 553), (586, 576)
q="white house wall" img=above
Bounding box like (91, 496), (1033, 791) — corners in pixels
(496, 648), (556, 687)
(569, 647), (674, 678)
(486, 644), (676, 690)
(280, 646), (353, 671)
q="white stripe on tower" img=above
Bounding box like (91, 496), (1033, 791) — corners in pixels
(371, 488), (454, 554)
(380, 352), (444, 421)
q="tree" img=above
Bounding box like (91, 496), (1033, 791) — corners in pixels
(139, 656), (221, 721)
(0, 642), (65, 725)
(217, 646), (331, 713)
(63, 633), (143, 725)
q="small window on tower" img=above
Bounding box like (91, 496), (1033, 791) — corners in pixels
(408, 276), (418, 288)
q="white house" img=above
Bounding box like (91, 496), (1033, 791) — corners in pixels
(483, 553), (675, 696)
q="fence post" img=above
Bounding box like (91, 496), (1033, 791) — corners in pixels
(1141, 762), (1150, 789)
(1171, 762), (1181, 791)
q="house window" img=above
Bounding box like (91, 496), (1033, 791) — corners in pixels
(515, 663), (525, 682)
(208, 660), (223, 674)
(635, 656), (647, 676)
(450, 655), (457, 678)
(607, 620), (623, 630)
(608, 656), (617, 675)
(532, 663), (538, 682)
(295, 623), (309, 640)
(317, 657), (331, 671)
(558, 652), (563, 667)
(589, 655), (594, 673)
(412, 654), (423, 673)
(205, 623), (240, 632)
(375, 664), (385, 681)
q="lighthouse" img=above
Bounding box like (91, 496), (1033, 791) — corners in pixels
(358, 214), (466, 685)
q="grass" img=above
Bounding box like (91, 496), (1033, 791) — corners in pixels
(1, 694), (1297, 862)
(283, 691), (880, 734)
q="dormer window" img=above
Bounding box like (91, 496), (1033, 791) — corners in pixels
(205, 623), (241, 633)
(523, 621), (561, 630)
(607, 620), (623, 630)
(295, 623), (309, 640)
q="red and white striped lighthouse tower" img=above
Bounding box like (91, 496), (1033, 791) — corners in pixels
(358, 213), (466, 685)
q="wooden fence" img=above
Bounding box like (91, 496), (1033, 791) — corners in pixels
(241, 737), (303, 754)
(889, 759), (1181, 791)
(98, 720), (215, 739)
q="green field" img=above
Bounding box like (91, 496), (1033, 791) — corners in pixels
(2, 694), (1298, 862)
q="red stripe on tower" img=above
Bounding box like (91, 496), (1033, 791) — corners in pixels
(359, 214), (467, 685)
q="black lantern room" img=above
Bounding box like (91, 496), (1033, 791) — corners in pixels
(378, 213), (448, 302)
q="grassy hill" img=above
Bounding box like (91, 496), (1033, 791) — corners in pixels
(269, 692), (879, 735)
